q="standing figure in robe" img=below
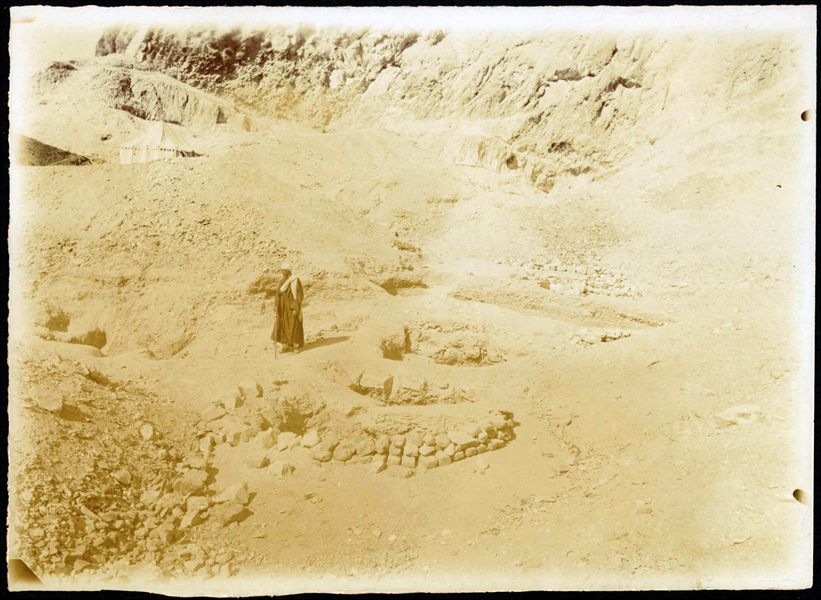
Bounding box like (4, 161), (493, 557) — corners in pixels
(271, 263), (304, 353)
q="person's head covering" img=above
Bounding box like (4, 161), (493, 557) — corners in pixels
(281, 262), (292, 273)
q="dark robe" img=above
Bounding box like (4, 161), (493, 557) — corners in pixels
(271, 276), (304, 347)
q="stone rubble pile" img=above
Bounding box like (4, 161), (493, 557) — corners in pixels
(508, 256), (638, 298)
(409, 321), (506, 366)
(572, 328), (631, 346)
(11, 354), (250, 580)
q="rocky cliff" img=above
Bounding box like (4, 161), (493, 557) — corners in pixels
(94, 25), (804, 191)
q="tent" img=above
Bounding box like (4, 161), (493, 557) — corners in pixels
(119, 121), (200, 164)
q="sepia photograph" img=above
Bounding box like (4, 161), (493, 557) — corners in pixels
(6, 5), (816, 594)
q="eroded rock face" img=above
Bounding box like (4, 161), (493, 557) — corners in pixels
(93, 26), (798, 191)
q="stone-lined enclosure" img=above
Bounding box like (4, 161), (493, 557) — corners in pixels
(194, 379), (518, 479)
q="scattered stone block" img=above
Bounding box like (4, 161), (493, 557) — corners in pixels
(423, 433), (436, 446)
(387, 455), (401, 467)
(333, 443), (356, 462)
(448, 430), (477, 450)
(390, 434), (406, 448)
(255, 430), (276, 450)
(375, 435), (390, 454)
(407, 431), (423, 447)
(420, 455), (438, 469)
(199, 433), (216, 455)
(475, 458), (490, 473)
(419, 444), (436, 456)
(401, 455), (417, 469)
(140, 489), (162, 507)
(369, 461), (387, 473)
(112, 469), (131, 486)
(210, 502), (246, 526)
(213, 483), (249, 506)
(491, 414), (508, 430)
(277, 432), (298, 451)
(140, 423), (155, 441)
(435, 434), (450, 449)
(270, 461), (295, 477)
(223, 395), (243, 411)
(356, 438), (376, 456)
(301, 429), (320, 448)
(175, 469), (208, 495)
(477, 443), (488, 454)
(311, 446), (332, 462)
(453, 451), (465, 461)
(437, 454), (452, 467)
(444, 443), (455, 457)
(465, 447), (477, 458)
(404, 442), (419, 457)
(389, 445), (403, 456)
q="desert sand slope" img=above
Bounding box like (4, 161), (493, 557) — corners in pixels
(7, 25), (814, 592)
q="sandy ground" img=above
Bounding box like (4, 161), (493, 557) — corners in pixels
(7, 21), (815, 594)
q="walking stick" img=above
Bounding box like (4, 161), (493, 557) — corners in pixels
(273, 302), (278, 360)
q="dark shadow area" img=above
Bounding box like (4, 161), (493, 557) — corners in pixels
(58, 404), (91, 422)
(301, 335), (349, 351)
